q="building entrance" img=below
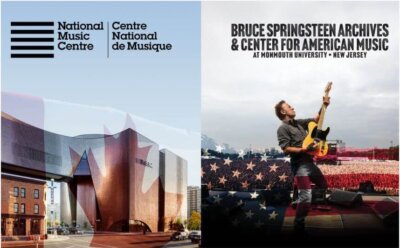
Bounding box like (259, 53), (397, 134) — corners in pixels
(1, 218), (6, 236)
(31, 219), (40, 235)
(13, 218), (26, 236)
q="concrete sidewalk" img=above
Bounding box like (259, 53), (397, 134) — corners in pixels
(1, 235), (70, 247)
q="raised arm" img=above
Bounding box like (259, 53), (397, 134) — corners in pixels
(314, 95), (330, 122)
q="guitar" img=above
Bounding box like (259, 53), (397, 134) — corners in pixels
(302, 82), (333, 158)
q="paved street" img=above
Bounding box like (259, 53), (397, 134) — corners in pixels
(163, 239), (198, 248)
(1, 233), (199, 248)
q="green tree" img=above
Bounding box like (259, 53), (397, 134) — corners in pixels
(187, 211), (201, 230)
(183, 219), (188, 229)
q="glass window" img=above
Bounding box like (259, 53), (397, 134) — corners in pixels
(13, 187), (19, 197)
(21, 188), (26, 198)
(21, 204), (25, 214)
(34, 204), (39, 214)
(34, 189), (39, 199)
(14, 203), (18, 213)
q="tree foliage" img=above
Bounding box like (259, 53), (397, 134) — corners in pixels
(187, 211), (201, 230)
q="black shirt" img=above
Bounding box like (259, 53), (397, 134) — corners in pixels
(277, 118), (314, 170)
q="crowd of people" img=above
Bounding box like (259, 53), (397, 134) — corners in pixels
(323, 174), (398, 193)
(318, 161), (398, 194)
(319, 161), (398, 175)
(334, 160), (398, 168)
(337, 147), (399, 160)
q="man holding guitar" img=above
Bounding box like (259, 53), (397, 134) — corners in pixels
(275, 82), (332, 234)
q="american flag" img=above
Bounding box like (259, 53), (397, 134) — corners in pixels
(201, 146), (399, 246)
(201, 151), (293, 191)
(201, 149), (294, 245)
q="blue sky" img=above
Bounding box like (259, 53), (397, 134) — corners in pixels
(2, 1), (201, 195)
(2, 1), (200, 130)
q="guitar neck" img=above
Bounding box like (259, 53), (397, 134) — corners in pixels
(317, 104), (326, 129)
(317, 90), (330, 129)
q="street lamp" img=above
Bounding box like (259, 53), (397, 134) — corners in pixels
(49, 179), (57, 235)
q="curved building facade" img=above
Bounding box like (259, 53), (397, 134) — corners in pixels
(2, 113), (187, 233)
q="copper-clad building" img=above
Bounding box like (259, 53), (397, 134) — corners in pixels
(159, 149), (187, 231)
(2, 113), (187, 233)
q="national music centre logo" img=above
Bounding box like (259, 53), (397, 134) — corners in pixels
(10, 21), (55, 58)
(9, 21), (174, 59)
